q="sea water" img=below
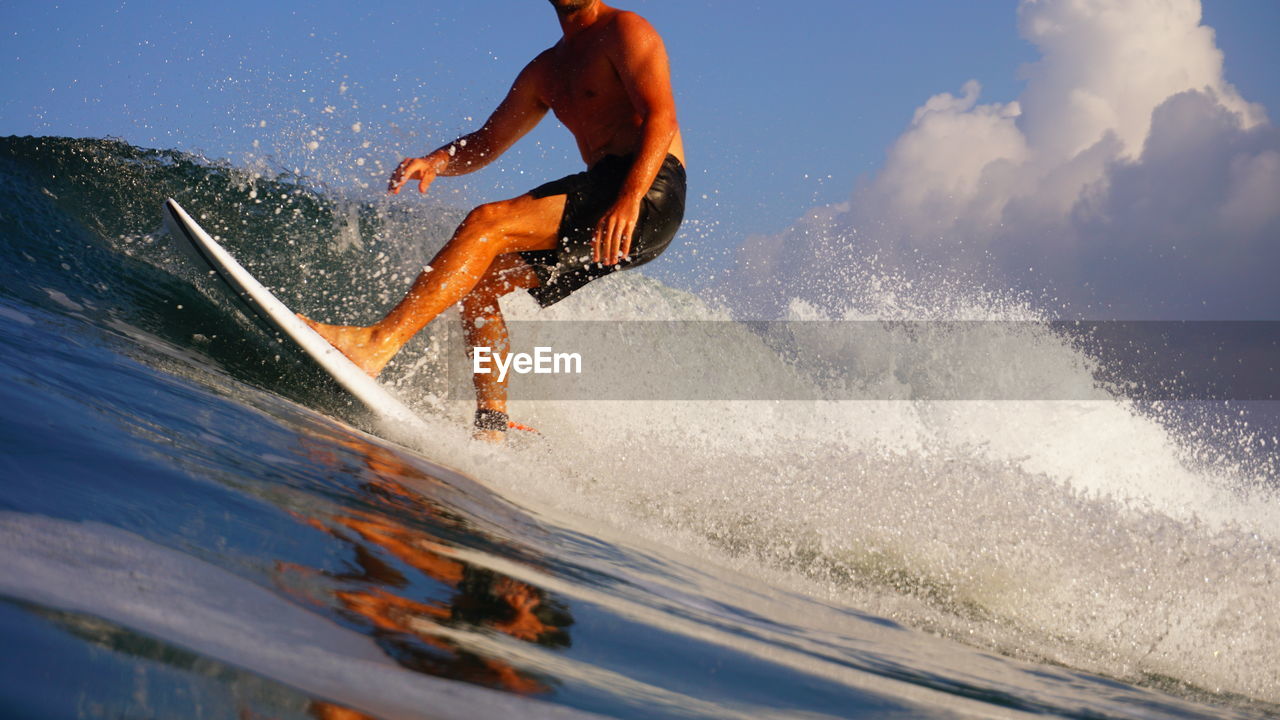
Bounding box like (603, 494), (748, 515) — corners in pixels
(1, 136), (1277, 719)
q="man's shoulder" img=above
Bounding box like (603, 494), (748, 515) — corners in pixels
(520, 47), (558, 85)
(607, 10), (660, 40)
(601, 9), (666, 57)
(529, 46), (557, 68)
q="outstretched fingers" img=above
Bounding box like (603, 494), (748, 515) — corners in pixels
(388, 157), (437, 195)
(388, 159), (410, 194)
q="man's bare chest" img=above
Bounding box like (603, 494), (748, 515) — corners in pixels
(543, 48), (628, 119)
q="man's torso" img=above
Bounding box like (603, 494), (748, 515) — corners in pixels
(532, 11), (684, 168)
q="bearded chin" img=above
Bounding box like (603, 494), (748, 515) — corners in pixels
(550, 0), (592, 16)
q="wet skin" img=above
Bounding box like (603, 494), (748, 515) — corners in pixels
(300, 1), (683, 438)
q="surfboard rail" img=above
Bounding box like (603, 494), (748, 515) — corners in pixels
(162, 198), (432, 439)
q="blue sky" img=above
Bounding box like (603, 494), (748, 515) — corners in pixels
(3, 1), (1279, 293)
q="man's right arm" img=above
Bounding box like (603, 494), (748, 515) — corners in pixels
(389, 55), (550, 194)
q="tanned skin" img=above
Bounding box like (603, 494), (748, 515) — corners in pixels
(302, 0), (683, 440)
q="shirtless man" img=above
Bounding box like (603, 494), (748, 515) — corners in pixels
(304, 0), (686, 440)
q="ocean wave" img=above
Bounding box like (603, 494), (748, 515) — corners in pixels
(3, 135), (1277, 706)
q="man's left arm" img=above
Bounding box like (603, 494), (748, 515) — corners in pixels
(595, 13), (680, 265)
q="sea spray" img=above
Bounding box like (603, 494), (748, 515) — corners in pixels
(4, 135), (1276, 705)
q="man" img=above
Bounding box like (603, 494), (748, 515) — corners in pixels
(304, 0), (686, 441)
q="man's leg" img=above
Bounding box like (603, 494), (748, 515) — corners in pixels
(304, 192), (564, 376)
(460, 253), (540, 417)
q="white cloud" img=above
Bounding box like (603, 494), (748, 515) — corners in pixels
(738, 0), (1280, 319)
(1017, 0), (1262, 161)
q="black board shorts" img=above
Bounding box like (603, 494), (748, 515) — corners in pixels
(520, 153), (686, 307)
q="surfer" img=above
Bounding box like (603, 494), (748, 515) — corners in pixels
(302, 0), (686, 440)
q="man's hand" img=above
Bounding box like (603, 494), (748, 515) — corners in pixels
(388, 153), (447, 195)
(593, 195), (643, 266)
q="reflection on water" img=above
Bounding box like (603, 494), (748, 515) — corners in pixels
(278, 433), (574, 706)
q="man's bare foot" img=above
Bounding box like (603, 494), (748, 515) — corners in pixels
(297, 314), (398, 377)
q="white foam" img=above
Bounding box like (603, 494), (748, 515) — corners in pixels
(382, 270), (1280, 702)
(43, 288), (83, 311)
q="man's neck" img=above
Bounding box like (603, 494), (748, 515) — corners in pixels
(557, 1), (607, 37)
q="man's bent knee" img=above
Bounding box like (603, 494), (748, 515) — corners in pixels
(463, 200), (514, 234)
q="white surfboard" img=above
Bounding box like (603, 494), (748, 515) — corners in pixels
(162, 198), (432, 440)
